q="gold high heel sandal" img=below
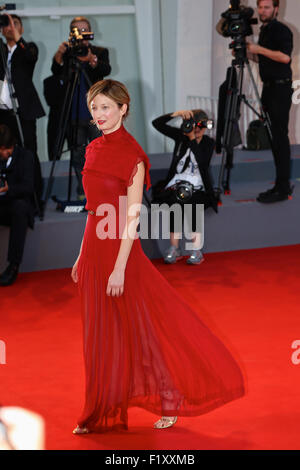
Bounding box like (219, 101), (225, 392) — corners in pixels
(153, 416), (178, 429)
(72, 425), (90, 434)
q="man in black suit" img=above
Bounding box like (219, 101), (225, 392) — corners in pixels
(0, 125), (35, 286)
(0, 14), (45, 205)
(48, 16), (111, 199)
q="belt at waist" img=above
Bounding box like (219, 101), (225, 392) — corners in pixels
(263, 78), (292, 86)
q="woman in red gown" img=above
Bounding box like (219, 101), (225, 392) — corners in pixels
(71, 79), (245, 434)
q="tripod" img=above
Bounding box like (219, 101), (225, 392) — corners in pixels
(0, 38), (43, 220)
(43, 53), (94, 211)
(217, 40), (274, 196)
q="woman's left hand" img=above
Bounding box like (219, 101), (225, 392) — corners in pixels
(106, 268), (125, 297)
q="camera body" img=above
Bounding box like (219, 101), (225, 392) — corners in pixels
(68, 27), (94, 57)
(0, 14), (9, 27)
(181, 118), (214, 134)
(220, 0), (258, 42)
(175, 181), (194, 202)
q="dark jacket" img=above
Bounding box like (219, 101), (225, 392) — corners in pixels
(0, 37), (45, 120)
(0, 145), (35, 228)
(152, 113), (218, 211)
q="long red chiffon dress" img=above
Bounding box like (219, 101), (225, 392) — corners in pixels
(76, 124), (245, 432)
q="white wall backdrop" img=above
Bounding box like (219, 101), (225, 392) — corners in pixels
(4, 0), (300, 161)
(175, 0), (214, 108)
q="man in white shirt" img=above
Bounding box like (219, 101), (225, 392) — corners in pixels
(0, 14), (45, 209)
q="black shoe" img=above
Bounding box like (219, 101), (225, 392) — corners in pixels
(0, 263), (19, 286)
(257, 187), (293, 204)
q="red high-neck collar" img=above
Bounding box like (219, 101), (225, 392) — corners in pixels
(102, 124), (126, 142)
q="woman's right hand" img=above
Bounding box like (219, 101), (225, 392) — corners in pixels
(71, 258), (80, 283)
(171, 110), (194, 120)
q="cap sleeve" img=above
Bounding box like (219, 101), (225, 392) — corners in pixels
(127, 152), (152, 191)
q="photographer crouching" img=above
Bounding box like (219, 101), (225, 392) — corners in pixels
(152, 110), (218, 265)
(0, 125), (35, 286)
(48, 16), (111, 199)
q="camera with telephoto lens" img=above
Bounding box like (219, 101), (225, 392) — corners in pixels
(220, 0), (258, 41)
(181, 118), (214, 134)
(68, 27), (94, 57)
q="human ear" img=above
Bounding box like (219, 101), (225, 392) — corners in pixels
(120, 104), (128, 117)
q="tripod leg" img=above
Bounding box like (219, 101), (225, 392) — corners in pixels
(218, 66), (236, 193)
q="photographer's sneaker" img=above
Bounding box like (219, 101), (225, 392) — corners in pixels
(164, 246), (183, 264)
(186, 250), (204, 265)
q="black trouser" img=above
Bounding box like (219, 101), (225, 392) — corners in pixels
(155, 188), (209, 233)
(0, 198), (30, 265)
(0, 110), (43, 201)
(68, 120), (101, 196)
(261, 83), (293, 193)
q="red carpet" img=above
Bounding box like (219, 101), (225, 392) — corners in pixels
(1, 245), (300, 450)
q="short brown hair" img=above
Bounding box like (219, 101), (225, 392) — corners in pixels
(87, 79), (130, 119)
(257, 0), (279, 7)
(192, 109), (208, 122)
(70, 16), (91, 32)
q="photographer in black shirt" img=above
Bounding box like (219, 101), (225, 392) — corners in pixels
(152, 110), (217, 265)
(247, 0), (293, 203)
